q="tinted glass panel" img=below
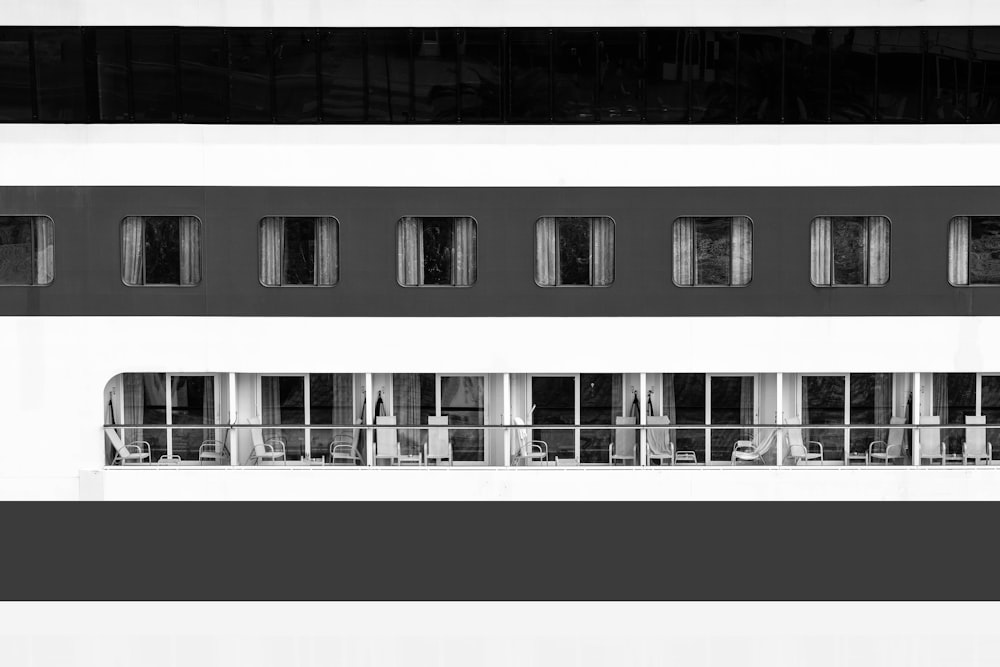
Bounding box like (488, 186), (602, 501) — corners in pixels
(943, 373), (976, 454)
(982, 376), (1000, 460)
(849, 373), (892, 456)
(392, 373), (435, 454)
(878, 28), (923, 122)
(531, 376), (575, 461)
(0, 216), (52, 285)
(144, 217), (181, 285)
(320, 29), (365, 122)
(0, 28), (32, 120)
(34, 28), (86, 122)
(229, 29), (271, 122)
(139, 373), (168, 462)
(597, 29), (641, 122)
(558, 218), (591, 285)
(93, 28), (129, 121)
(440, 376), (485, 462)
(671, 373), (706, 463)
(832, 218), (867, 285)
(710, 376), (754, 463)
(580, 373), (614, 464)
(170, 375), (215, 461)
(282, 217), (316, 285)
(131, 28), (176, 121)
(261, 375), (305, 460)
(308, 373), (354, 461)
(694, 217), (731, 285)
(925, 28), (970, 123)
(646, 28), (688, 122)
(784, 28), (830, 122)
(413, 28), (458, 122)
(422, 219), (454, 285)
(830, 28), (876, 122)
(803, 375), (845, 462)
(509, 29), (550, 121)
(179, 28), (228, 123)
(971, 28), (1000, 122)
(969, 217), (1000, 284)
(459, 28), (502, 121)
(690, 29), (737, 123)
(738, 29), (784, 122)
(553, 29), (596, 122)
(273, 29), (318, 123)
(367, 29), (411, 122)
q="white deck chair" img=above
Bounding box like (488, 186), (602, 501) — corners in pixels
(427, 415), (453, 465)
(869, 416), (906, 465)
(198, 439), (227, 465)
(248, 415), (286, 465)
(107, 428), (151, 465)
(330, 432), (364, 465)
(375, 416), (422, 465)
(646, 415), (674, 465)
(919, 415), (944, 465)
(785, 416), (824, 465)
(513, 416), (548, 466)
(963, 415), (993, 466)
(731, 428), (777, 465)
(555, 456), (578, 466)
(609, 416), (637, 465)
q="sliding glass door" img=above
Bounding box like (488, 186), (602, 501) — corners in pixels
(709, 375), (755, 463)
(530, 375), (577, 462)
(439, 375), (485, 463)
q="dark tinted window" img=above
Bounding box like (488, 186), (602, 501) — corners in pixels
(694, 218), (731, 285)
(459, 28), (502, 121)
(229, 29), (271, 122)
(830, 28), (876, 122)
(646, 28), (688, 122)
(509, 29), (550, 121)
(367, 29), (411, 122)
(671, 372), (707, 463)
(0, 216), (53, 285)
(143, 217), (181, 285)
(320, 29), (365, 122)
(738, 29), (784, 122)
(831, 217), (867, 285)
(282, 217), (316, 285)
(970, 216), (1000, 284)
(553, 29), (596, 122)
(925, 28), (969, 123)
(690, 29), (737, 123)
(597, 29), (642, 122)
(580, 373), (614, 464)
(131, 28), (177, 121)
(93, 28), (129, 121)
(179, 28), (228, 123)
(421, 219), (454, 285)
(971, 27), (1000, 123)
(878, 28), (924, 122)
(784, 29), (830, 122)
(0, 28), (33, 120)
(557, 218), (591, 285)
(413, 28), (458, 122)
(274, 29), (318, 123)
(34, 28), (86, 122)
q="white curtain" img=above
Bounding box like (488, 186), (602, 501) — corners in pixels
(121, 216), (145, 285)
(33, 217), (54, 285)
(810, 216), (832, 286)
(867, 216), (890, 286)
(259, 217), (283, 286)
(673, 218), (694, 286)
(123, 372), (145, 446)
(535, 217), (557, 286)
(454, 217), (477, 286)
(731, 216), (752, 286)
(393, 373), (421, 454)
(316, 217), (338, 286)
(591, 217), (615, 286)
(949, 216), (970, 286)
(260, 376), (282, 443)
(662, 373), (677, 451)
(397, 217), (422, 286)
(179, 216), (201, 285)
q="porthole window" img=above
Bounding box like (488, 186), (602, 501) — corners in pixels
(121, 216), (201, 286)
(0, 215), (53, 286)
(672, 216), (752, 287)
(949, 216), (1000, 286)
(396, 216), (477, 287)
(534, 216), (614, 287)
(260, 216), (339, 287)
(810, 216), (890, 287)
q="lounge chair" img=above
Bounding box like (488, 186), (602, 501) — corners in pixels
(731, 428), (777, 465)
(512, 416), (548, 466)
(427, 415), (453, 465)
(248, 415), (286, 465)
(198, 439), (227, 465)
(868, 416), (906, 465)
(108, 428), (151, 465)
(609, 415), (637, 465)
(646, 415), (674, 465)
(330, 433), (364, 465)
(919, 415), (944, 465)
(785, 416), (823, 465)
(375, 416), (421, 465)
(963, 415), (993, 466)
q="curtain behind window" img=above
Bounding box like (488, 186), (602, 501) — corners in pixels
(731, 216), (752, 285)
(949, 216), (970, 285)
(260, 376), (282, 444)
(590, 217), (615, 286)
(867, 215), (890, 285)
(662, 373), (677, 450)
(932, 373), (948, 426)
(810, 216), (832, 285)
(179, 216), (201, 285)
(123, 372), (144, 446)
(33, 217), (54, 285)
(397, 217), (421, 285)
(672, 218), (694, 286)
(535, 217), (557, 286)
(121, 216), (145, 285)
(393, 373), (421, 455)
(315, 217), (338, 285)
(873, 373), (892, 444)
(453, 216), (477, 286)
(259, 217), (283, 285)
(740, 376), (754, 441)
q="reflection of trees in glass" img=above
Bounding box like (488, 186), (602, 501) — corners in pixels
(0, 218), (33, 284)
(558, 219), (591, 285)
(832, 218), (866, 285)
(970, 218), (1000, 284)
(737, 30), (783, 122)
(143, 217), (181, 284)
(422, 220), (454, 285)
(694, 218), (731, 285)
(283, 218), (316, 285)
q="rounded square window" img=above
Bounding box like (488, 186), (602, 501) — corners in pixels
(397, 216), (477, 287)
(534, 216), (614, 287)
(259, 216), (340, 287)
(672, 216), (752, 287)
(810, 216), (890, 287)
(121, 216), (202, 286)
(948, 215), (1000, 286)
(0, 215), (53, 286)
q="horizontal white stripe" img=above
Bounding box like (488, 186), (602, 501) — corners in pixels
(3, 125), (1000, 187)
(7, 0), (1000, 27)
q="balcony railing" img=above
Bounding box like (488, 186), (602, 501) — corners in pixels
(103, 423), (1000, 468)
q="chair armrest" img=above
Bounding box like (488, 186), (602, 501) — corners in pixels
(733, 442), (755, 453)
(808, 441), (824, 455)
(868, 440), (887, 455)
(266, 438), (286, 453)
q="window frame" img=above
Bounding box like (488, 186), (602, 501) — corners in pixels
(0, 214), (54, 287)
(671, 215), (754, 288)
(947, 214), (1000, 287)
(533, 215), (616, 288)
(809, 214), (891, 288)
(258, 214), (341, 288)
(119, 214), (203, 288)
(395, 215), (479, 288)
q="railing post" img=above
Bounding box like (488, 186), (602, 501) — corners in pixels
(913, 372), (921, 466)
(639, 372), (647, 466)
(503, 373), (511, 467)
(365, 373), (375, 467)
(776, 372), (784, 466)
(228, 372), (237, 465)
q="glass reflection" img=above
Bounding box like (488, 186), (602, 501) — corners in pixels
(532, 376), (575, 462)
